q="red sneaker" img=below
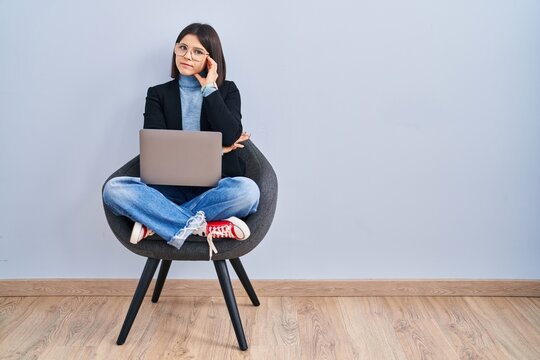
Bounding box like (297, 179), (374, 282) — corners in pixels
(194, 217), (250, 240)
(193, 217), (250, 259)
(130, 222), (155, 244)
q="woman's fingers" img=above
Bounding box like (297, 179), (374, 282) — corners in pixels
(193, 73), (204, 87)
(222, 131), (251, 154)
(237, 132), (250, 142)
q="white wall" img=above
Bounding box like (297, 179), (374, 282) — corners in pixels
(1, 0), (539, 279)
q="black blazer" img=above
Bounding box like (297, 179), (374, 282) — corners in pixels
(143, 79), (245, 178)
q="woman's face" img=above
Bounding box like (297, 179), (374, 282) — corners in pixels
(175, 34), (208, 76)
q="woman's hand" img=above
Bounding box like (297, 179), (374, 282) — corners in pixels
(194, 56), (219, 87)
(223, 132), (250, 154)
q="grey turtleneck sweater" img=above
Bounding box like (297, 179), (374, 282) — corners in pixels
(178, 69), (217, 130)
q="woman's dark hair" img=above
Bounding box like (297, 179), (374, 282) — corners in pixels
(171, 23), (227, 87)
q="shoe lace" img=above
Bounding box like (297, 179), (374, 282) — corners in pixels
(206, 224), (234, 260)
(208, 224), (235, 238)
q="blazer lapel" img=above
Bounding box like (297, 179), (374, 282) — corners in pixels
(166, 79), (182, 130)
(200, 100), (208, 131)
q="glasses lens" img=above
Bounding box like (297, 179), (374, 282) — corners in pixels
(192, 48), (207, 61)
(175, 44), (186, 56)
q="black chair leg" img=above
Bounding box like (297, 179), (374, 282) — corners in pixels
(117, 257), (160, 345)
(229, 258), (260, 306)
(152, 259), (172, 303)
(214, 260), (248, 351)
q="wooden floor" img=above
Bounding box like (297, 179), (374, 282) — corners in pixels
(1, 296), (539, 359)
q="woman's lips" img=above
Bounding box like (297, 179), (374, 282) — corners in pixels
(181, 63), (193, 68)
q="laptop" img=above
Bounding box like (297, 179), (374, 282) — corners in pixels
(139, 129), (222, 187)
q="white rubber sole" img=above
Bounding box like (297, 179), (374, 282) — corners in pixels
(130, 222), (144, 244)
(226, 217), (251, 240)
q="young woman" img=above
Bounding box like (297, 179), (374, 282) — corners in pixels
(102, 23), (260, 259)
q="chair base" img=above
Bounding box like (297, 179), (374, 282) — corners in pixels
(116, 257), (257, 351)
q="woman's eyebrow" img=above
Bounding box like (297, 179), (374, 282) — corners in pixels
(179, 42), (205, 51)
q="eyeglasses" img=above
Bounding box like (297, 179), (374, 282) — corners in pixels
(174, 43), (209, 62)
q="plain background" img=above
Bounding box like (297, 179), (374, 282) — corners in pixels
(1, 0), (539, 279)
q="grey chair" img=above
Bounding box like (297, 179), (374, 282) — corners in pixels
(101, 140), (277, 351)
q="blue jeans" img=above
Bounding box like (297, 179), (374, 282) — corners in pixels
(102, 176), (260, 249)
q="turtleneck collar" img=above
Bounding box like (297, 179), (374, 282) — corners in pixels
(179, 68), (208, 89)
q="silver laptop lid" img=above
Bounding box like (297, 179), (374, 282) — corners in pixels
(139, 129), (222, 187)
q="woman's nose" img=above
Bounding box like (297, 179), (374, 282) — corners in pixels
(183, 50), (193, 60)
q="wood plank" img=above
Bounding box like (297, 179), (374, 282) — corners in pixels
(1, 279), (539, 297)
(295, 297), (357, 359)
(94, 295), (169, 359)
(384, 297), (459, 359)
(0, 297), (24, 325)
(423, 296), (513, 358)
(144, 296), (222, 359)
(337, 297), (408, 359)
(39, 346), (97, 360)
(465, 297), (540, 359)
(510, 297), (540, 326)
(236, 296), (301, 359)
(0, 297), (85, 359)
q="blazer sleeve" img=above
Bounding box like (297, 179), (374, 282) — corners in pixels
(202, 81), (243, 146)
(143, 86), (166, 129)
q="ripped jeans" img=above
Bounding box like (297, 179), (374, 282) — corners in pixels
(102, 176), (260, 250)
